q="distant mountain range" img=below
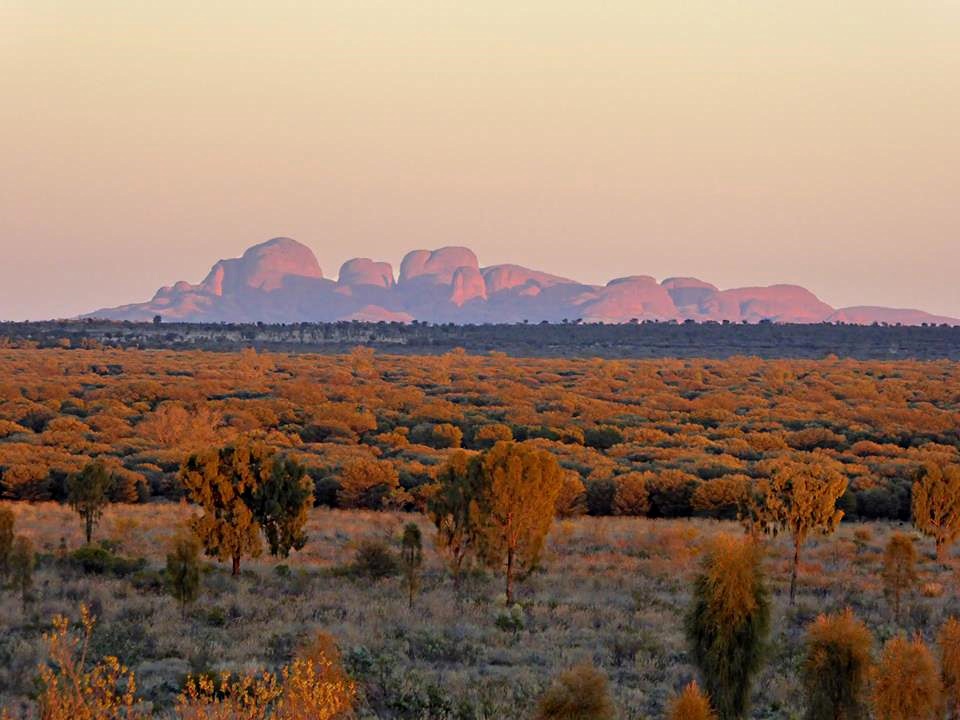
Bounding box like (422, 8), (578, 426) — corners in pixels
(86, 237), (960, 326)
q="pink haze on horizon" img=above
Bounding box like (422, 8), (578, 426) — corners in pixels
(1, 0), (958, 320)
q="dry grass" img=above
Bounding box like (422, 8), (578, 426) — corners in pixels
(2, 503), (960, 718)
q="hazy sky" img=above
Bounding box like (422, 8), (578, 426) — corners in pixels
(2, 1), (958, 320)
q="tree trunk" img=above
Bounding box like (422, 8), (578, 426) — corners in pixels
(789, 540), (800, 605)
(505, 548), (514, 605)
(231, 553), (240, 577)
(937, 537), (946, 563)
(85, 514), (93, 544)
(453, 553), (463, 593)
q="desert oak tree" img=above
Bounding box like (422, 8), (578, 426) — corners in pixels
(912, 460), (960, 562)
(179, 442), (273, 576)
(67, 461), (114, 544)
(474, 441), (563, 604)
(428, 450), (483, 589)
(761, 452), (848, 604)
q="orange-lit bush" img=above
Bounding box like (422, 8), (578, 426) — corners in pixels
(666, 681), (717, 720)
(177, 658), (354, 720)
(36, 606), (146, 720)
(940, 617), (960, 719)
(1, 348), (958, 527)
(872, 634), (941, 720)
(801, 608), (873, 719)
(533, 664), (615, 720)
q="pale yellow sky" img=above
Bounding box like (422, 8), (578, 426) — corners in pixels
(1, 1), (958, 319)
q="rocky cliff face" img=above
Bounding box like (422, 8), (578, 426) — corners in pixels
(86, 237), (959, 326)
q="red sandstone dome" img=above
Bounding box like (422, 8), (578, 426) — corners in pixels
(399, 247), (479, 285)
(338, 258), (395, 288)
(84, 238), (960, 327)
(201, 237), (324, 295)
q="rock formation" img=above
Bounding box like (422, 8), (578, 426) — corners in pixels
(85, 237), (959, 326)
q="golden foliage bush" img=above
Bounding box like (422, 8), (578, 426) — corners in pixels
(2, 349), (959, 534)
(940, 617), (960, 719)
(337, 458), (400, 509)
(533, 664), (615, 720)
(36, 606), (146, 720)
(882, 533), (917, 621)
(666, 681), (717, 720)
(31, 604), (354, 720)
(801, 608), (873, 720)
(177, 658), (353, 720)
(872, 634), (942, 720)
(555, 470), (587, 518)
(611, 471), (650, 516)
(685, 534), (769, 720)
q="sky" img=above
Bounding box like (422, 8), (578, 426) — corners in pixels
(1, 1), (958, 320)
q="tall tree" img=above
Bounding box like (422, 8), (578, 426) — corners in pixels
(872, 634), (941, 720)
(912, 460), (960, 562)
(400, 522), (423, 608)
(761, 452), (848, 604)
(474, 441), (564, 604)
(0, 506), (13, 580)
(882, 533), (917, 623)
(179, 442), (273, 576)
(166, 533), (202, 616)
(428, 450), (483, 590)
(685, 534), (770, 720)
(10, 535), (34, 611)
(802, 608), (873, 720)
(250, 456), (314, 558)
(67, 461), (114, 544)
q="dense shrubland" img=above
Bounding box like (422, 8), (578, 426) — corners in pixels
(2, 347), (960, 717)
(2, 348), (958, 522)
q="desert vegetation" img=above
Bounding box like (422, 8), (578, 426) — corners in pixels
(1, 347), (958, 522)
(3, 502), (960, 718)
(4, 318), (960, 360)
(2, 346), (960, 717)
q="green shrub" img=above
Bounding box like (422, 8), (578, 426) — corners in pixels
(352, 539), (399, 579)
(586, 479), (616, 516)
(64, 545), (147, 577)
(495, 604), (525, 634)
(204, 606), (227, 627)
(584, 426), (624, 450)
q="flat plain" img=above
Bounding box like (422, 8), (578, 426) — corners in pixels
(1, 503), (953, 719)
(1, 345), (959, 718)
